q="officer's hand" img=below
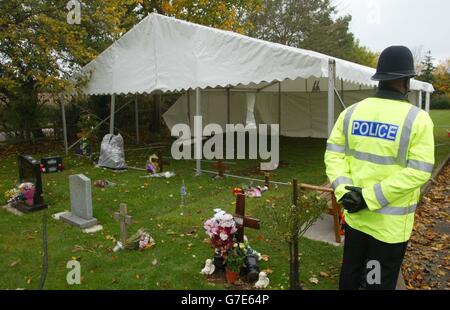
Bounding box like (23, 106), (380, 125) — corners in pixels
(345, 186), (363, 195)
(339, 186), (368, 213)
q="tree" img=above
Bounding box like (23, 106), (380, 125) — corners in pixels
(247, 0), (377, 67)
(262, 180), (327, 289)
(433, 59), (450, 97)
(0, 0), (263, 141)
(417, 51), (436, 84)
(351, 40), (378, 68)
(161, 0), (263, 34)
(0, 0), (142, 140)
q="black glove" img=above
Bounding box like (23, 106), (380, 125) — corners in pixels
(339, 186), (367, 213)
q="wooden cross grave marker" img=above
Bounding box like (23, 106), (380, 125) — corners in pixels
(263, 172), (271, 189)
(157, 151), (170, 172)
(234, 194), (261, 243)
(114, 203), (133, 245)
(213, 159), (228, 178)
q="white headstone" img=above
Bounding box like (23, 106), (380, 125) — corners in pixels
(60, 174), (97, 229)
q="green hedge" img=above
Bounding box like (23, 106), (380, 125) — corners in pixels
(431, 95), (450, 110)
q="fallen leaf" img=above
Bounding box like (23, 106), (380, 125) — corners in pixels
(309, 277), (319, 284)
(260, 255), (269, 261)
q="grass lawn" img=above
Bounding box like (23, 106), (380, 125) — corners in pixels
(0, 138), (343, 290)
(430, 110), (450, 166)
(0, 110), (448, 290)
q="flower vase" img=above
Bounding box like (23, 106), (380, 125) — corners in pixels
(245, 255), (260, 282)
(225, 269), (239, 284)
(213, 253), (226, 273)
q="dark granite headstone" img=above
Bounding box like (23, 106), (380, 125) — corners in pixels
(14, 155), (48, 213)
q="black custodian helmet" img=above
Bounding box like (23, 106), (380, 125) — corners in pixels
(371, 46), (416, 81)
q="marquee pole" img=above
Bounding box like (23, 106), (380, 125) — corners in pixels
(328, 59), (336, 136)
(195, 88), (202, 176)
(110, 94), (116, 135)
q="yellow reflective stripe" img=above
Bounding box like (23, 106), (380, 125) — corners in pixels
(374, 183), (389, 207)
(331, 177), (353, 190)
(348, 149), (397, 165)
(327, 143), (345, 154)
(376, 204), (417, 215)
(344, 104), (358, 154)
(407, 159), (434, 173)
(397, 106), (421, 166)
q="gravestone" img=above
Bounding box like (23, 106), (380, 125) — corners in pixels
(60, 174), (97, 229)
(13, 154), (48, 213)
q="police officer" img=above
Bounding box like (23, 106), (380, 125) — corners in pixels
(325, 46), (435, 290)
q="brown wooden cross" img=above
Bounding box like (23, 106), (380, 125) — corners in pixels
(157, 151), (170, 172)
(234, 194), (261, 243)
(263, 172), (271, 189)
(213, 159), (228, 178)
(114, 203), (133, 245)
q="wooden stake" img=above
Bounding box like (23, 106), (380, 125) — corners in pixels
(114, 203), (133, 245)
(234, 194), (260, 243)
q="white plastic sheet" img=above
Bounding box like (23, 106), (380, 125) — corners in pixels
(164, 89), (377, 139)
(98, 134), (127, 170)
(81, 13), (434, 95)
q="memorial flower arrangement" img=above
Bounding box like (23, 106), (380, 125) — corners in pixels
(5, 188), (20, 203)
(204, 209), (238, 255)
(4, 183), (35, 206)
(231, 185), (268, 198)
(226, 244), (246, 271)
(242, 237), (263, 261)
(114, 228), (155, 252)
(124, 228), (155, 250)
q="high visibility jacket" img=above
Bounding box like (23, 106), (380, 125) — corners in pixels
(324, 91), (435, 244)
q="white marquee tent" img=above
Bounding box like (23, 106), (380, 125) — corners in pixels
(68, 13), (434, 173)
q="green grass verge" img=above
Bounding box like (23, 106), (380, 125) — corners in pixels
(0, 138), (341, 290)
(0, 110), (447, 290)
(430, 110), (450, 165)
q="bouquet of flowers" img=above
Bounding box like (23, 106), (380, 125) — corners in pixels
(4, 188), (21, 204)
(125, 228), (155, 250)
(94, 180), (116, 188)
(4, 183), (36, 206)
(204, 209), (238, 255)
(225, 243), (246, 273)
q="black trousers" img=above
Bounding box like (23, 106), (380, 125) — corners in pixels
(339, 224), (408, 290)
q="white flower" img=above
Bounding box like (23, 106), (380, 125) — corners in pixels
(214, 210), (226, 221)
(222, 214), (233, 221)
(219, 233), (229, 241)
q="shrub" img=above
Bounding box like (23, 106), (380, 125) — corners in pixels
(431, 95), (450, 110)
